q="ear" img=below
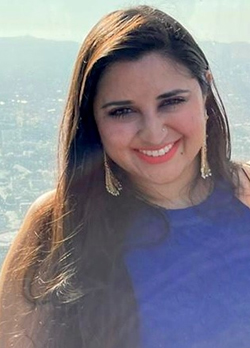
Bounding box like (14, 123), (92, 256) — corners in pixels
(205, 70), (213, 84)
(203, 70), (213, 106)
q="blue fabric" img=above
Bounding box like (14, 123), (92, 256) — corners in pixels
(125, 183), (250, 348)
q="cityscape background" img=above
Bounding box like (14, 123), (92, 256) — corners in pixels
(0, 0), (250, 267)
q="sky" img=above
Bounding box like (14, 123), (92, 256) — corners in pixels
(1, 0), (250, 43)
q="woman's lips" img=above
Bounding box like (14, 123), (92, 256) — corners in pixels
(134, 139), (180, 164)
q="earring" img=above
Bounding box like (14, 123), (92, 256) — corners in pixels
(103, 152), (122, 196)
(201, 112), (212, 179)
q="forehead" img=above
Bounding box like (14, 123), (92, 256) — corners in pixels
(94, 52), (195, 102)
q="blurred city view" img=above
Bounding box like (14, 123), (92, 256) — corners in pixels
(0, 37), (250, 265)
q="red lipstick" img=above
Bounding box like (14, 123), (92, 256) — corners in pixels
(135, 140), (180, 164)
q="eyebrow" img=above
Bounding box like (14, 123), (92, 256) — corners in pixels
(157, 89), (190, 99)
(101, 89), (190, 109)
(101, 100), (133, 109)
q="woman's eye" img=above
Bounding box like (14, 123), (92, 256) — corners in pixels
(108, 107), (133, 118)
(160, 97), (186, 110)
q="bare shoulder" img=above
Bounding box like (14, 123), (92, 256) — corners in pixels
(25, 189), (56, 216)
(237, 162), (250, 208)
(0, 190), (55, 346)
(0, 189), (55, 290)
(15, 189), (54, 232)
(1, 189), (56, 270)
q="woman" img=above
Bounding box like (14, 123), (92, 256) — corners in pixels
(1, 5), (250, 348)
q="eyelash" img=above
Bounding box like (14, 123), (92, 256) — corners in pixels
(108, 107), (133, 118)
(160, 97), (186, 108)
(108, 97), (186, 118)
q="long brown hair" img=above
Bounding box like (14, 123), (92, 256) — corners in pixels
(17, 5), (236, 347)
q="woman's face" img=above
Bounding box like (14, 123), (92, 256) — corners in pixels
(94, 52), (206, 194)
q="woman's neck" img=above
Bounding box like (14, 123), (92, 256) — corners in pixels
(150, 177), (213, 209)
(133, 163), (213, 210)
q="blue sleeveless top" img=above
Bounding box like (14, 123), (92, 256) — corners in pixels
(125, 183), (250, 348)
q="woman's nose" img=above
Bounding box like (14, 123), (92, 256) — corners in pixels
(139, 115), (168, 144)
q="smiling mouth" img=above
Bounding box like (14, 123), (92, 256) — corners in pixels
(138, 143), (174, 157)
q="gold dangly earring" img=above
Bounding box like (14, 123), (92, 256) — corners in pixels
(201, 112), (212, 179)
(103, 152), (122, 196)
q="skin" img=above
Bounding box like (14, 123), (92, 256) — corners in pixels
(1, 53), (250, 348)
(94, 52), (208, 208)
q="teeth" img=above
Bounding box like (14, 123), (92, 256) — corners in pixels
(139, 143), (174, 157)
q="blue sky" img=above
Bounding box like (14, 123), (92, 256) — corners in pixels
(1, 0), (250, 43)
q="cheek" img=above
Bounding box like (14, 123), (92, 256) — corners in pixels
(97, 121), (134, 151)
(101, 134), (125, 151)
(176, 111), (205, 138)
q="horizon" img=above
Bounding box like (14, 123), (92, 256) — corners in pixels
(1, 35), (250, 46)
(1, 0), (250, 44)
